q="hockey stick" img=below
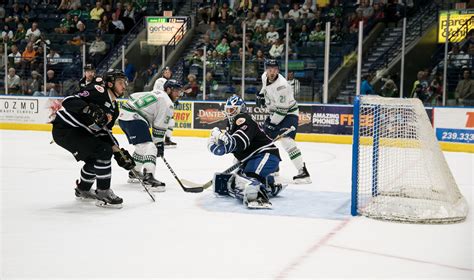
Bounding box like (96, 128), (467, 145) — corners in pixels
(161, 156), (203, 193)
(181, 126), (296, 190)
(105, 129), (156, 202)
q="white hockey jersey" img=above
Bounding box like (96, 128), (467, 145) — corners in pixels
(153, 77), (168, 92)
(261, 72), (299, 125)
(119, 90), (174, 143)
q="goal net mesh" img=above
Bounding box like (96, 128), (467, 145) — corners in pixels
(352, 95), (468, 223)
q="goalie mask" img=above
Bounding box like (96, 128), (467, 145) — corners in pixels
(224, 95), (246, 123)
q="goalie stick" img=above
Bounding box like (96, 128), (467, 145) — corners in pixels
(105, 129), (156, 202)
(180, 126), (296, 191)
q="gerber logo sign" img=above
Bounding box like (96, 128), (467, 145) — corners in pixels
(193, 102), (227, 129)
(146, 16), (187, 46)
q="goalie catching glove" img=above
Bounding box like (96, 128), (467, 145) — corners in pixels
(208, 127), (236, 156)
(113, 148), (135, 170)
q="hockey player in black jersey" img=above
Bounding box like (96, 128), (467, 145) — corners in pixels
(51, 69), (135, 208)
(208, 95), (284, 209)
(79, 64), (103, 91)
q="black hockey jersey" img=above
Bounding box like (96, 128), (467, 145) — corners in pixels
(79, 76), (104, 91)
(53, 83), (119, 141)
(227, 113), (280, 162)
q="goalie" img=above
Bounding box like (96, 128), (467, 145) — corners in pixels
(208, 95), (284, 209)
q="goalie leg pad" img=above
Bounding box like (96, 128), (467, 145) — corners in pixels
(213, 173), (233, 196)
(227, 174), (271, 208)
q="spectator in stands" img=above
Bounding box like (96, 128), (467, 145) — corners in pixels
(1, 25), (13, 45)
(123, 2), (137, 30)
(244, 11), (257, 29)
(34, 70), (60, 97)
(201, 72), (219, 99)
(219, 2), (234, 25)
(184, 74), (200, 98)
(410, 70), (429, 98)
(98, 14), (111, 34)
(361, 74), (374, 95)
(200, 34), (216, 52)
(373, 3), (385, 23)
(5, 3), (22, 23)
(286, 3), (301, 22)
(236, 0), (253, 17)
(303, 0), (317, 13)
(0, 5), (5, 22)
(33, 45), (44, 72)
(270, 11), (285, 31)
(114, 2), (123, 19)
(25, 70), (42, 96)
(428, 72), (443, 106)
(269, 39), (284, 58)
(287, 71), (301, 96)
(8, 45), (22, 69)
(216, 37), (230, 56)
(103, 3), (113, 19)
(26, 22), (41, 42)
(385, 0), (404, 25)
(7, 68), (21, 95)
(327, 0), (343, 18)
(267, 4), (283, 21)
(254, 49), (266, 63)
(23, 4), (37, 23)
(124, 58), (137, 83)
(357, 0), (374, 20)
(59, 0), (72, 10)
(47, 49), (61, 69)
(0, 45), (4, 70)
(206, 21), (222, 42)
(67, 22), (86, 46)
(255, 12), (270, 30)
(455, 69), (474, 106)
(22, 42), (37, 75)
(266, 25), (279, 44)
(309, 23), (325, 43)
(90, 1), (105, 21)
(55, 13), (74, 34)
(381, 74), (398, 97)
(12, 23), (26, 45)
(89, 34), (107, 66)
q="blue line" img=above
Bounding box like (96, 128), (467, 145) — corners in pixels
(351, 96), (361, 216)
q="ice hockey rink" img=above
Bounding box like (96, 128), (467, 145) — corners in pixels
(1, 129), (472, 279)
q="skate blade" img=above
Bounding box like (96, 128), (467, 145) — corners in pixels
(95, 200), (123, 209)
(164, 145), (177, 149)
(127, 178), (141, 184)
(149, 186), (166, 193)
(246, 201), (272, 209)
(75, 196), (98, 201)
(293, 177), (312, 184)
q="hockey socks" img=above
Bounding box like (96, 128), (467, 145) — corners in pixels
(280, 138), (305, 171)
(132, 142), (157, 175)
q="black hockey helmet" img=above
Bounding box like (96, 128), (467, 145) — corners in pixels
(84, 63), (95, 71)
(265, 59), (279, 68)
(104, 69), (127, 88)
(163, 79), (183, 91)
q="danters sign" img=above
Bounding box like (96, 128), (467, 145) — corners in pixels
(147, 17), (187, 46)
(438, 10), (474, 43)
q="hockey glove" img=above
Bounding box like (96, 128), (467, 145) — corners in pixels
(113, 148), (135, 170)
(256, 92), (266, 108)
(83, 104), (108, 129)
(156, 142), (164, 158)
(263, 118), (278, 139)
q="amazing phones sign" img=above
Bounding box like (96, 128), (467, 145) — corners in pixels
(146, 17), (187, 46)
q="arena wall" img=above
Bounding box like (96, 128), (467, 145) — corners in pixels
(0, 96), (472, 153)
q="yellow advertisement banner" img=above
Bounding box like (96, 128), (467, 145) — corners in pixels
(438, 12), (474, 43)
(173, 101), (193, 129)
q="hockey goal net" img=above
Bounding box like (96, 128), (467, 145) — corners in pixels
(351, 95), (468, 223)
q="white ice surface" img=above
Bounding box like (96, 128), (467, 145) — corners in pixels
(0, 130), (472, 279)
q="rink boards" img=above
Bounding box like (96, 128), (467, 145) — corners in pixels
(0, 95), (472, 153)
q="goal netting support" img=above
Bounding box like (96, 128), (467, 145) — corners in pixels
(351, 95), (468, 223)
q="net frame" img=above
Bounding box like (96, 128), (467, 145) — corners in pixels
(351, 95), (468, 223)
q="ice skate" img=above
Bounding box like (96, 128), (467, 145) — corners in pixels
(95, 188), (123, 209)
(74, 180), (97, 201)
(164, 136), (177, 149)
(293, 163), (312, 184)
(128, 170), (144, 183)
(143, 172), (166, 192)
